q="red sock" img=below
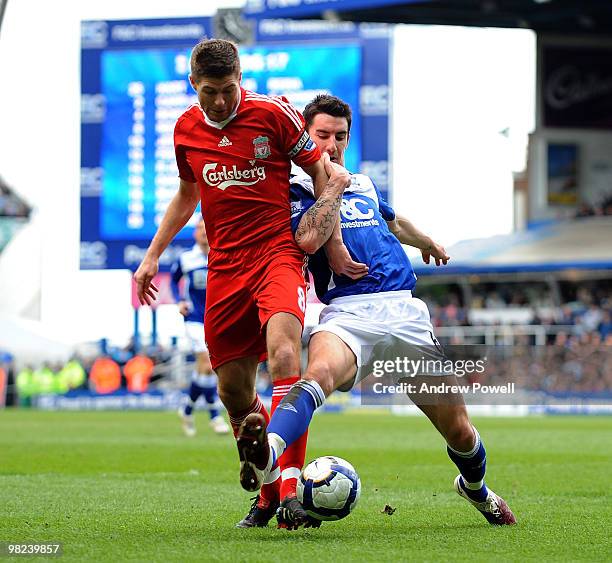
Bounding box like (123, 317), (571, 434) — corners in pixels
(259, 475), (280, 508)
(228, 395), (269, 437)
(271, 376), (299, 413)
(228, 396), (279, 507)
(250, 376), (298, 506)
(279, 430), (308, 498)
(272, 376), (309, 499)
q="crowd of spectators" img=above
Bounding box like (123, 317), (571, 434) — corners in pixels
(574, 193), (612, 218)
(419, 280), (611, 344)
(460, 336), (610, 395)
(410, 280), (610, 395)
(1, 339), (179, 407)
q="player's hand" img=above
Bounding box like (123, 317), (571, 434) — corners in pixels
(133, 256), (160, 306)
(322, 152), (351, 192)
(326, 239), (369, 279)
(178, 301), (190, 317)
(421, 241), (450, 267)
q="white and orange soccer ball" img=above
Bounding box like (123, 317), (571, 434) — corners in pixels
(297, 455), (361, 521)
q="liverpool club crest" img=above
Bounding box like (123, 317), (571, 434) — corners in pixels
(253, 136), (271, 159)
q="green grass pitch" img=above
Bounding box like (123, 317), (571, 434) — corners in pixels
(1, 410), (610, 561)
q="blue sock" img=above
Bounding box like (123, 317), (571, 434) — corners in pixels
(202, 385), (220, 420)
(184, 381), (203, 416)
(267, 380), (325, 464)
(447, 428), (489, 502)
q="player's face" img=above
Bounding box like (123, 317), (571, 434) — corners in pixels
(189, 72), (241, 122)
(194, 220), (209, 253)
(307, 113), (350, 166)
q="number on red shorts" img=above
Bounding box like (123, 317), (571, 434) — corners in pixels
(297, 286), (306, 313)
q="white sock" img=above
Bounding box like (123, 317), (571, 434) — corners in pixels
(269, 432), (286, 463)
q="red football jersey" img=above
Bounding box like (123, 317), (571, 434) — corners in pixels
(174, 88), (321, 252)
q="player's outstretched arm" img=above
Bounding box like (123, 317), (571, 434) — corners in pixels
(387, 213), (450, 266)
(296, 154), (348, 254)
(134, 179), (199, 305)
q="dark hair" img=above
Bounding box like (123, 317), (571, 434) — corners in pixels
(190, 39), (240, 80)
(303, 94), (352, 132)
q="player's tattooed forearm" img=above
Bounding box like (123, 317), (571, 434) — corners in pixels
(295, 216), (311, 241)
(312, 193), (341, 237)
(320, 208), (336, 236)
(296, 203), (318, 241)
(296, 192), (342, 244)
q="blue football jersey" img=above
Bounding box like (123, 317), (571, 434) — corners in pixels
(290, 172), (417, 304)
(170, 245), (208, 323)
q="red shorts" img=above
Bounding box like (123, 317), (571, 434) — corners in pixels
(204, 237), (307, 370)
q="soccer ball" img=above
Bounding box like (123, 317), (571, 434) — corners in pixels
(297, 455), (361, 521)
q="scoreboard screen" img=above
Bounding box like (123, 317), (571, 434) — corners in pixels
(81, 17), (388, 270)
(99, 44), (360, 242)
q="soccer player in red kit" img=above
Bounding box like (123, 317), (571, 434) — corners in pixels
(134, 39), (363, 527)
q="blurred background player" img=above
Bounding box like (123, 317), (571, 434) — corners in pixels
(134, 39), (360, 528)
(238, 95), (516, 528)
(171, 218), (229, 437)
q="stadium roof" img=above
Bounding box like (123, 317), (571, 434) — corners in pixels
(244, 0), (612, 35)
(410, 216), (612, 277)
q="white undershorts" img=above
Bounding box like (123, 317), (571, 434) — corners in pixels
(184, 321), (207, 354)
(310, 290), (443, 390)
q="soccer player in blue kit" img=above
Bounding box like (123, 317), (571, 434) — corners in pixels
(237, 95), (516, 528)
(171, 218), (230, 437)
